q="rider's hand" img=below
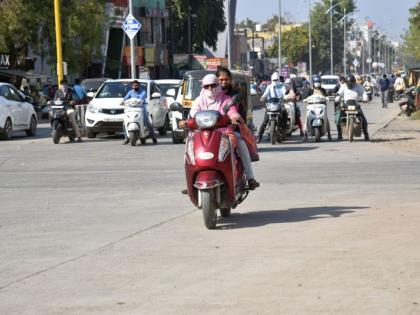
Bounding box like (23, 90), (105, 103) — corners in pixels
(69, 100), (76, 106)
(179, 120), (186, 128)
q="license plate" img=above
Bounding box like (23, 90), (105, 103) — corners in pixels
(103, 117), (123, 122)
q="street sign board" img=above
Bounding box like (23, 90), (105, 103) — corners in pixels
(366, 58), (372, 63)
(0, 53), (11, 69)
(122, 14), (141, 40)
(352, 59), (359, 67)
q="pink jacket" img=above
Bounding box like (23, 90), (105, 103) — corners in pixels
(190, 90), (241, 121)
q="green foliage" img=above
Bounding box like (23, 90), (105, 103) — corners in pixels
(236, 18), (257, 31)
(262, 14), (294, 32)
(0, 0), (106, 75)
(270, 25), (309, 65)
(403, 2), (420, 62)
(168, 0), (226, 53)
(310, 0), (356, 73)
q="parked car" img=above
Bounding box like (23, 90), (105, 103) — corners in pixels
(0, 82), (37, 140)
(85, 79), (169, 138)
(321, 75), (340, 97)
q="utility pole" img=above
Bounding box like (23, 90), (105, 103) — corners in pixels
(330, 0), (333, 74)
(129, 0), (136, 79)
(54, 0), (64, 85)
(278, 0), (282, 73)
(308, 0), (313, 83)
(368, 29), (372, 74)
(343, 7), (346, 77)
(227, 0), (232, 69)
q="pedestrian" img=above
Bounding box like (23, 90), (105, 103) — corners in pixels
(73, 79), (87, 104)
(394, 72), (406, 99)
(388, 74), (396, 103)
(379, 74), (390, 108)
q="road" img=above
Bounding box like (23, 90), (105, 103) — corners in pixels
(1, 98), (420, 314)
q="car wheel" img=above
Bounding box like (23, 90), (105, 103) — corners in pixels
(87, 128), (96, 139)
(158, 115), (169, 136)
(26, 115), (37, 137)
(0, 118), (12, 140)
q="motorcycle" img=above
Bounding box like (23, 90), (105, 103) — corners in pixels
(50, 100), (76, 144)
(304, 95), (331, 142)
(265, 98), (286, 145)
(365, 85), (373, 101)
(123, 98), (150, 146)
(169, 102), (190, 144)
(184, 108), (251, 229)
(284, 100), (298, 137)
(399, 86), (417, 117)
(339, 99), (363, 142)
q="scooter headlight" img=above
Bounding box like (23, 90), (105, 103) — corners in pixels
(218, 136), (230, 162)
(266, 102), (280, 112)
(195, 111), (219, 129)
(87, 104), (99, 113)
(185, 137), (195, 165)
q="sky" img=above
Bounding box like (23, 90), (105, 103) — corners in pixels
(236, 0), (418, 42)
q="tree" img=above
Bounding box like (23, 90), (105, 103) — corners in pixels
(168, 0), (226, 53)
(403, 2), (420, 62)
(0, 0), (106, 75)
(236, 18), (257, 31)
(310, 0), (356, 73)
(262, 13), (294, 32)
(269, 25), (309, 65)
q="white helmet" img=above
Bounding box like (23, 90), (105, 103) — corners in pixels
(271, 72), (280, 82)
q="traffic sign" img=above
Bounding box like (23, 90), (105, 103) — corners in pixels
(123, 14), (141, 40)
(352, 59), (360, 67)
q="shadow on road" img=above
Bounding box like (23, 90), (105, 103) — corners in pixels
(217, 206), (369, 229)
(371, 137), (416, 143)
(258, 146), (318, 153)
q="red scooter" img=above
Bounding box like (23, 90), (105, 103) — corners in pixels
(184, 109), (250, 229)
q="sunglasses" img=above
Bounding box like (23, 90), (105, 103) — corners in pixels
(203, 84), (218, 90)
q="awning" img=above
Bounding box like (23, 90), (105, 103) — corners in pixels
(0, 69), (51, 80)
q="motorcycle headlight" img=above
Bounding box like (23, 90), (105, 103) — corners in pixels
(185, 137), (195, 165)
(218, 136), (230, 162)
(195, 111), (219, 129)
(87, 104), (99, 113)
(267, 103), (280, 111)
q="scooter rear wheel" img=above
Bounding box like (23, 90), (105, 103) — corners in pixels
(220, 207), (231, 218)
(201, 190), (217, 229)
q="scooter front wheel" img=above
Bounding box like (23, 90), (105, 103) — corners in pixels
(270, 120), (276, 145)
(129, 131), (138, 146)
(314, 127), (321, 142)
(201, 190), (217, 229)
(348, 117), (354, 143)
(52, 125), (62, 144)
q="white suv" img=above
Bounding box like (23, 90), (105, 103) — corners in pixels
(0, 83), (37, 140)
(85, 79), (169, 138)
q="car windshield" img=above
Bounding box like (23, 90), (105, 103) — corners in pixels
(95, 82), (147, 99)
(82, 79), (107, 92)
(159, 84), (179, 96)
(322, 78), (338, 85)
(185, 79), (202, 100)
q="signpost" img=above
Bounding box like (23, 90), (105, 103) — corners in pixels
(123, 5), (142, 79)
(0, 53), (11, 69)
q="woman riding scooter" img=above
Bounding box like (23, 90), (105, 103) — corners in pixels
(190, 74), (260, 190)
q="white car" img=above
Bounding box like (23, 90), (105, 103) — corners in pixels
(85, 79), (169, 138)
(0, 82), (37, 140)
(321, 75), (340, 97)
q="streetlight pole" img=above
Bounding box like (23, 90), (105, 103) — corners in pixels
(278, 0), (282, 73)
(343, 7), (346, 77)
(227, 0), (232, 69)
(330, 0), (333, 74)
(128, 0), (136, 79)
(54, 0), (64, 85)
(308, 0), (313, 83)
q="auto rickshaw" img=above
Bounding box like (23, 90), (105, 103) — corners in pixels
(168, 70), (254, 144)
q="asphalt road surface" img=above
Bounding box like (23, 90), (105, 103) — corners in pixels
(1, 98), (420, 314)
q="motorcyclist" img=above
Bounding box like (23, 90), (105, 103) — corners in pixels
(121, 80), (157, 145)
(257, 72), (287, 143)
(336, 74), (369, 141)
(284, 78), (304, 137)
(189, 74), (260, 190)
(53, 79), (83, 143)
(394, 72), (406, 99)
(303, 77), (332, 141)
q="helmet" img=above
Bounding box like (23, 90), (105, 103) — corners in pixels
(346, 74), (356, 89)
(313, 76), (321, 88)
(271, 72), (280, 82)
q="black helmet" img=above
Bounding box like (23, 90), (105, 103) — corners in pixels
(346, 74), (356, 89)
